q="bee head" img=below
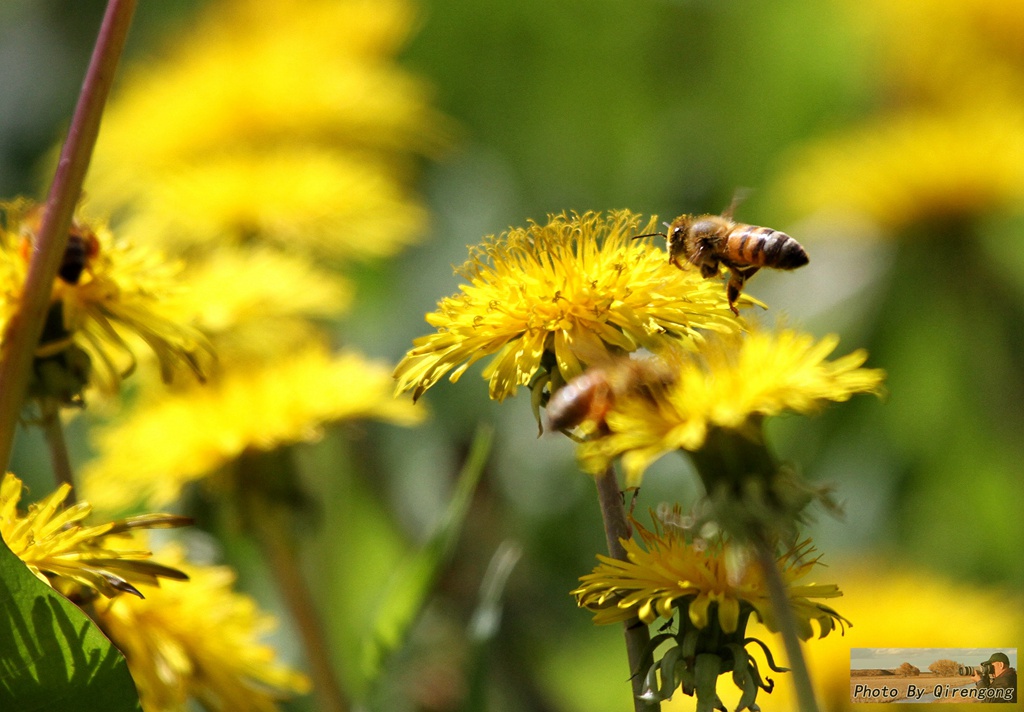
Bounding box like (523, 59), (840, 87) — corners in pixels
(665, 215), (693, 261)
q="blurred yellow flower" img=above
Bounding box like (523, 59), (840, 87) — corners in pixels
(682, 561), (1024, 712)
(104, 148), (430, 261)
(394, 210), (744, 404)
(774, 0), (1024, 233)
(94, 544), (310, 712)
(573, 515), (846, 640)
(178, 246), (351, 363)
(0, 472), (187, 599)
(0, 200), (211, 400)
(774, 101), (1024, 232)
(87, 0), (444, 260)
(82, 346), (424, 510)
(579, 329), (885, 487)
(846, 0), (1024, 101)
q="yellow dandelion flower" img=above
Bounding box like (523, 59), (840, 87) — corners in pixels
(579, 328), (885, 487)
(0, 472), (188, 599)
(773, 101), (1024, 232)
(93, 544), (310, 712)
(82, 346), (424, 510)
(572, 516), (846, 640)
(574, 510), (847, 707)
(87, 0), (443, 259)
(0, 200), (211, 401)
(178, 246), (351, 363)
(105, 149), (430, 261)
(97, 0), (441, 163)
(394, 210), (744, 405)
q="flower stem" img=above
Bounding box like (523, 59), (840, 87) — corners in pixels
(0, 0), (137, 470)
(255, 512), (349, 712)
(39, 398), (76, 503)
(594, 467), (659, 712)
(237, 448), (348, 712)
(752, 535), (820, 712)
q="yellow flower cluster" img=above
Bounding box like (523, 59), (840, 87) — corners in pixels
(76, 0), (442, 514)
(775, 98), (1024, 231)
(176, 247), (352, 363)
(0, 1), (447, 711)
(2, 471), (310, 710)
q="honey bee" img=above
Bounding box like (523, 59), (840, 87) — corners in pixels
(546, 356), (673, 434)
(635, 201), (808, 315)
(16, 204), (101, 285)
(58, 223), (101, 284)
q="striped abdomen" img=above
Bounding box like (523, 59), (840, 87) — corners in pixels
(724, 223), (808, 270)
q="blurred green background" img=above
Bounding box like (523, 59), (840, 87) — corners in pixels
(1, 1), (1021, 710)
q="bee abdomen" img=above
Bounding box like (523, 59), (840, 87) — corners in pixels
(59, 236), (89, 284)
(728, 224), (808, 270)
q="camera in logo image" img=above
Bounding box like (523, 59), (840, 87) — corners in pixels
(958, 661), (995, 677)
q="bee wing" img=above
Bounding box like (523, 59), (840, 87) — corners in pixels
(722, 187), (753, 220)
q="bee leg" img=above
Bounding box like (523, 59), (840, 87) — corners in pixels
(699, 262), (719, 279)
(591, 381), (614, 432)
(726, 267), (758, 314)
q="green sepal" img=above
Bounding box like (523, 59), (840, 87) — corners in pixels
(745, 650), (776, 694)
(638, 631), (676, 665)
(694, 653), (723, 712)
(528, 370), (550, 436)
(726, 643), (759, 710)
(638, 658), (662, 703)
(726, 642), (749, 687)
(657, 645), (682, 700)
(679, 627), (700, 659)
(744, 636), (790, 673)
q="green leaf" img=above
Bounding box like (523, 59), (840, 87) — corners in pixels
(462, 540), (523, 712)
(360, 425), (493, 686)
(0, 538), (141, 711)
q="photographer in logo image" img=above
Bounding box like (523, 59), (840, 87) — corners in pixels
(970, 652), (1017, 703)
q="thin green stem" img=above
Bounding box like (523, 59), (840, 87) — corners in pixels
(254, 511), (349, 712)
(237, 448), (348, 712)
(752, 536), (820, 712)
(39, 398), (76, 502)
(594, 467), (659, 712)
(0, 0), (137, 470)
